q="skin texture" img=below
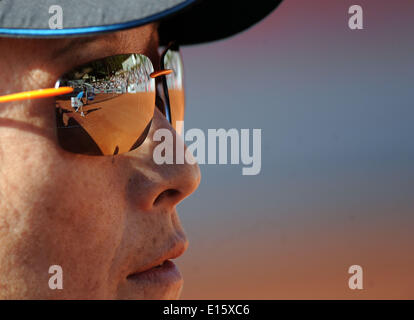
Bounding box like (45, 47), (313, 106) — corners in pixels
(0, 24), (201, 299)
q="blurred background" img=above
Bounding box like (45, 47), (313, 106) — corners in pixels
(177, 0), (414, 299)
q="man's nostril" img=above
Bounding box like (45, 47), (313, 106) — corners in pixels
(153, 189), (180, 206)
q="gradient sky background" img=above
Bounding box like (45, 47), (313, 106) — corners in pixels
(176, 0), (414, 299)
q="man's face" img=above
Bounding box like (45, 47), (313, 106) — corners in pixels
(0, 24), (201, 299)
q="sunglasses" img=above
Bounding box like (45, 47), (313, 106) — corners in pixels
(0, 43), (184, 156)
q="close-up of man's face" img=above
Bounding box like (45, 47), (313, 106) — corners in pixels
(1, 0), (413, 309)
(0, 23), (200, 299)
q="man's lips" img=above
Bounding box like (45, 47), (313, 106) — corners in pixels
(127, 260), (181, 284)
(127, 239), (187, 283)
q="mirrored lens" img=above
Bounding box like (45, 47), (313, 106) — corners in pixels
(55, 54), (155, 155)
(163, 49), (185, 134)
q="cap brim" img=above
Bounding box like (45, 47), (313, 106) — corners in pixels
(0, 0), (283, 45)
(159, 0), (283, 45)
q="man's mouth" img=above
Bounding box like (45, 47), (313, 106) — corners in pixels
(126, 240), (187, 285)
(127, 260), (181, 284)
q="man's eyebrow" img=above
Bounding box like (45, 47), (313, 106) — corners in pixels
(51, 36), (98, 59)
(51, 32), (121, 60)
(49, 26), (159, 69)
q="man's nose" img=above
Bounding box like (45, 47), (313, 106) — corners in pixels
(125, 108), (201, 212)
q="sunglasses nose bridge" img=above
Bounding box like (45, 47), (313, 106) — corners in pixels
(153, 71), (173, 126)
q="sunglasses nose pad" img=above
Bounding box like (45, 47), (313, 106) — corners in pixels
(155, 89), (172, 125)
(155, 94), (166, 115)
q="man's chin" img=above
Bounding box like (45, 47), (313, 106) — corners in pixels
(116, 276), (184, 300)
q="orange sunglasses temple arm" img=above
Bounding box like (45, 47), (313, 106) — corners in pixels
(150, 69), (173, 78)
(0, 87), (74, 103)
(0, 69), (172, 103)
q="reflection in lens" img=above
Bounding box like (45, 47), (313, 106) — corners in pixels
(55, 54), (155, 155)
(163, 49), (185, 134)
